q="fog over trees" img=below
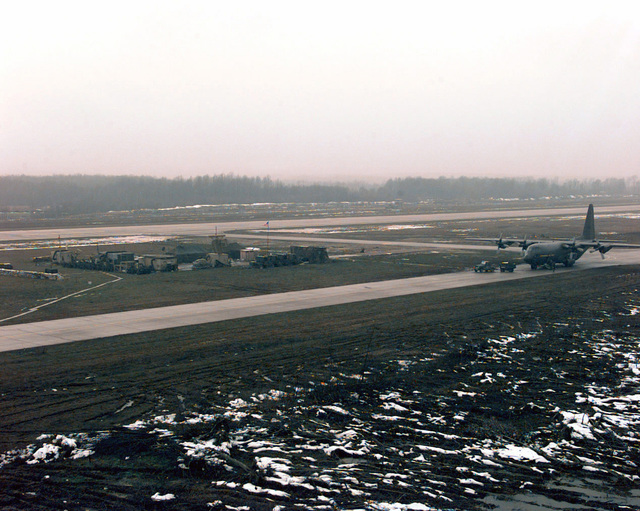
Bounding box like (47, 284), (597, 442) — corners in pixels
(0, 174), (636, 215)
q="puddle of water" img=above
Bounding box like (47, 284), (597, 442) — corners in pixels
(484, 478), (640, 510)
(484, 493), (589, 510)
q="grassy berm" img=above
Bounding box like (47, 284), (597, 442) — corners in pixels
(0, 266), (639, 510)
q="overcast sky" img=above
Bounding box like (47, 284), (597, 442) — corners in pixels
(2, 1), (639, 182)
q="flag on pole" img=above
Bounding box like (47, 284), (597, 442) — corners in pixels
(265, 221), (270, 251)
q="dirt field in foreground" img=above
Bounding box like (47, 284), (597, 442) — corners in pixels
(1, 265), (639, 510)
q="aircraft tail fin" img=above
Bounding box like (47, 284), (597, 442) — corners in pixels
(580, 204), (595, 240)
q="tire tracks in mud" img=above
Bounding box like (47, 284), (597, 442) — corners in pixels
(1, 269), (639, 510)
(0, 267), (638, 451)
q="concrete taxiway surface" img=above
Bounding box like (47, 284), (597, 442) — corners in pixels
(1, 250), (637, 353)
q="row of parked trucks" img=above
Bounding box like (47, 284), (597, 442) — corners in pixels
(50, 249), (178, 273)
(46, 243), (330, 274)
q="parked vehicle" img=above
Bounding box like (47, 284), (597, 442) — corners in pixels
(474, 261), (496, 273)
(499, 261), (517, 272)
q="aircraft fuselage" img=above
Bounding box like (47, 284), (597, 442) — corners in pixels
(523, 242), (587, 269)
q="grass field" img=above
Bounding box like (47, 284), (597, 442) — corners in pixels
(1, 241), (516, 325)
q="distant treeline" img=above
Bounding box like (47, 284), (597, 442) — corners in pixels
(0, 174), (637, 214)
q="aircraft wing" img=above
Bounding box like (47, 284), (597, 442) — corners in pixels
(576, 241), (640, 257)
(470, 237), (540, 250)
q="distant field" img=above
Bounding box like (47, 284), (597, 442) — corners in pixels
(242, 211), (640, 244)
(1, 196), (638, 231)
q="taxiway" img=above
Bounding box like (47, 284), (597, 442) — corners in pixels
(1, 250), (637, 353)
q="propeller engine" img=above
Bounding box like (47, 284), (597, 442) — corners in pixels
(496, 234), (508, 252)
(561, 238), (579, 252)
(590, 243), (613, 259)
(519, 235), (532, 254)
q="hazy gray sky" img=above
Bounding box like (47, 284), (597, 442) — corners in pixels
(2, 1), (639, 182)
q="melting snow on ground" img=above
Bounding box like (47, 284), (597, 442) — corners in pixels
(2, 302), (640, 509)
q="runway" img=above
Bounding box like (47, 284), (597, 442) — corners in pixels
(226, 233), (500, 252)
(1, 250), (636, 353)
(2, 204), (640, 242)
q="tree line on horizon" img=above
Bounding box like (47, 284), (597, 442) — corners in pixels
(0, 174), (636, 215)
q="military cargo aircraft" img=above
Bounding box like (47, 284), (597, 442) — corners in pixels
(479, 204), (640, 269)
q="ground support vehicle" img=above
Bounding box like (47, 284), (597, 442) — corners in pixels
(474, 261), (496, 273)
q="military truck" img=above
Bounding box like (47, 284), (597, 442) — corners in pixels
(474, 261), (496, 273)
(499, 261), (517, 272)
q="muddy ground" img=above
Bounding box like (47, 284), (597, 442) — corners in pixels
(1, 265), (639, 510)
